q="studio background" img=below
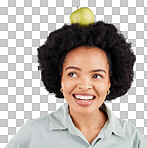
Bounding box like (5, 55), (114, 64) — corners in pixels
(0, 0), (147, 147)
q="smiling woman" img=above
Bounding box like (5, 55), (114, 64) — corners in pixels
(6, 21), (147, 148)
(60, 46), (110, 142)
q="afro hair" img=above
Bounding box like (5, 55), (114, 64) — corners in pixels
(37, 21), (136, 101)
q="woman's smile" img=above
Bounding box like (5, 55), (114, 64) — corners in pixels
(73, 94), (96, 106)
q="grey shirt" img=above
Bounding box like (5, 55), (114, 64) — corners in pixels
(6, 103), (147, 148)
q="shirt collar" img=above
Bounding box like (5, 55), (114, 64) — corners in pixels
(49, 103), (125, 138)
(99, 103), (126, 138)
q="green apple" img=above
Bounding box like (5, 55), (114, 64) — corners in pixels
(70, 7), (95, 26)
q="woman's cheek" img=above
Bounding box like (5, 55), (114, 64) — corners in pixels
(62, 79), (75, 92)
(95, 81), (108, 93)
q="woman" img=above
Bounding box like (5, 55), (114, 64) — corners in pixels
(6, 21), (147, 147)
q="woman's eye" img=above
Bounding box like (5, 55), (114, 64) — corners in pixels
(68, 72), (77, 77)
(93, 74), (102, 79)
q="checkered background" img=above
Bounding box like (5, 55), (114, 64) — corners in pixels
(0, 0), (147, 147)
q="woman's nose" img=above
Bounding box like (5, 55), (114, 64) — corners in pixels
(77, 78), (93, 90)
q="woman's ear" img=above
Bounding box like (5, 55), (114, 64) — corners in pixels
(108, 77), (111, 89)
(60, 76), (63, 89)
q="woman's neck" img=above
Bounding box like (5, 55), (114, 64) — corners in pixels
(69, 107), (108, 132)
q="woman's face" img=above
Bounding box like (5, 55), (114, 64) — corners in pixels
(61, 46), (111, 115)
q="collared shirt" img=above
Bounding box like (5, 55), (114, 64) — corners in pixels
(6, 103), (147, 148)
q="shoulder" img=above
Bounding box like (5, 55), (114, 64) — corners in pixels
(6, 113), (51, 148)
(115, 116), (147, 147)
(116, 117), (140, 136)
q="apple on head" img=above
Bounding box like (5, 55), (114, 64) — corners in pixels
(70, 7), (95, 26)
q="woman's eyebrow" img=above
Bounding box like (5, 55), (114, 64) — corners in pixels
(65, 66), (106, 74)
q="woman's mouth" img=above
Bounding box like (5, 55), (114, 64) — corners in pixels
(72, 94), (96, 106)
(73, 94), (96, 101)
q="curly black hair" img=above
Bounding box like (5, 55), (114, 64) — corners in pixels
(37, 21), (136, 101)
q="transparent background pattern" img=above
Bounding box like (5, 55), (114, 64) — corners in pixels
(0, 0), (147, 147)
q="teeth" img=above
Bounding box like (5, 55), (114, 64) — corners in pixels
(74, 95), (94, 100)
